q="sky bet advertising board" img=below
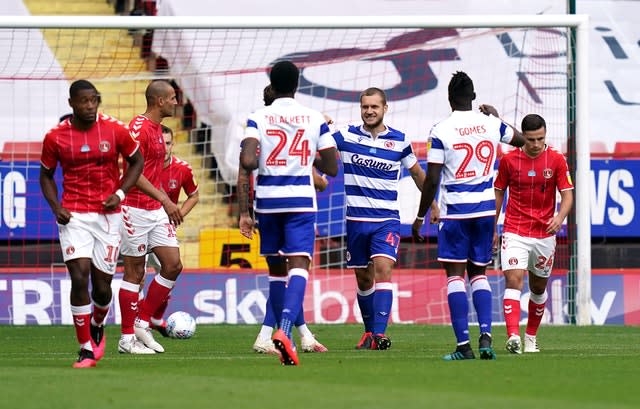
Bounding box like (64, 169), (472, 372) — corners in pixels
(1, 268), (639, 325)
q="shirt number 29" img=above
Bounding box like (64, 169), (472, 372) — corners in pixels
(453, 141), (495, 179)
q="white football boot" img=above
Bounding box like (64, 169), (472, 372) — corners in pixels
(135, 319), (165, 353)
(301, 335), (329, 353)
(252, 336), (278, 354)
(524, 334), (540, 353)
(118, 336), (156, 354)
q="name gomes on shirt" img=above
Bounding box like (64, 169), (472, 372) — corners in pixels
(351, 154), (393, 171)
(455, 125), (486, 136)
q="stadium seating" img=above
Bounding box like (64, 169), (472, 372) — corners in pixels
(556, 141), (611, 158)
(590, 141), (610, 158)
(613, 142), (640, 158)
(0, 141), (43, 162)
(412, 142), (429, 161)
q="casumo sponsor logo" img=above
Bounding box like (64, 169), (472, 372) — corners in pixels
(351, 154), (392, 171)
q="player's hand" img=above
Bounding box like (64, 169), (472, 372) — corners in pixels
(430, 206), (440, 224)
(412, 218), (425, 242)
(492, 232), (500, 254)
(479, 104), (499, 117)
(102, 194), (120, 212)
(162, 199), (183, 226)
(545, 216), (562, 235)
(314, 173), (329, 192)
(54, 207), (72, 225)
(239, 213), (255, 239)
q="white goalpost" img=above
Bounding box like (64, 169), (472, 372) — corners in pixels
(0, 14), (591, 325)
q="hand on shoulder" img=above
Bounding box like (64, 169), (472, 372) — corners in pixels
(479, 104), (499, 117)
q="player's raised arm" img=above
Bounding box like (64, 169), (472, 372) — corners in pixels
(479, 104), (525, 148)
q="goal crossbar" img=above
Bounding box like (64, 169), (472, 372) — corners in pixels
(0, 15), (588, 29)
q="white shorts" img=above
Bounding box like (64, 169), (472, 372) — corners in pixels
(500, 232), (556, 278)
(58, 212), (122, 275)
(120, 206), (178, 257)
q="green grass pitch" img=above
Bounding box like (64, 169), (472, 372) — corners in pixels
(0, 324), (638, 409)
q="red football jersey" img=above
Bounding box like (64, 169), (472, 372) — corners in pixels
(160, 156), (199, 204)
(122, 115), (166, 210)
(495, 145), (574, 238)
(40, 114), (139, 213)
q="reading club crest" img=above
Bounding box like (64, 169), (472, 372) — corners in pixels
(543, 168), (553, 179)
(99, 141), (111, 152)
(66, 246), (75, 256)
(384, 140), (395, 149)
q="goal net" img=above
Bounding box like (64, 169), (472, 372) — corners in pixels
(0, 15), (590, 326)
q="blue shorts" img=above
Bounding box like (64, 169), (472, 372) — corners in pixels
(256, 212), (316, 259)
(346, 219), (400, 268)
(437, 216), (494, 265)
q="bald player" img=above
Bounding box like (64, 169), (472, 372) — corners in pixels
(117, 80), (183, 355)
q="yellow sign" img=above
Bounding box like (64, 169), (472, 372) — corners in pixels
(199, 228), (268, 269)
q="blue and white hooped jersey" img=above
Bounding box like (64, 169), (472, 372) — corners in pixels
(245, 98), (336, 214)
(334, 124), (417, 222)
(428, 110), (514, 219)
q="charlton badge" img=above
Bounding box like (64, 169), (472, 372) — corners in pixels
(543, 168), (553, 179)
(99, 141), (111, 152)
(169, 179), (178, 189)
(66, 246), (75, 256)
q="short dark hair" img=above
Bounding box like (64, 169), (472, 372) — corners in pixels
(448, 71), (475, 105)
(145, 80), (173, 104)
(161, 124), (173, 135)
(269, 61), (299, 94)
(69, 79), (98, 99)
(521, 114), (546, 133)
(359, 87), (387, 105)
(263, 85), (275, 106)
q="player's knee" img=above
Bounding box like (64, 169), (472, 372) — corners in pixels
(91, 286), (112, 305)
(374, 268), (392, 282)
(355, 274), (374, 290)
(71, 274), (90, 290)
(163, 258), (183, 277)
(529, 281), (548, 295)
